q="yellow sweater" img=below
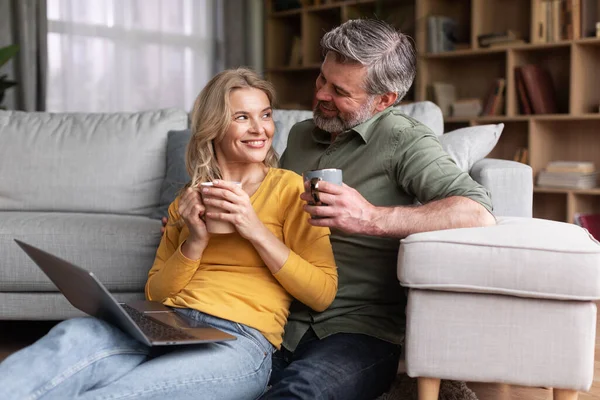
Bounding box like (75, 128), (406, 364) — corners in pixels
(145, 168), (337, 348)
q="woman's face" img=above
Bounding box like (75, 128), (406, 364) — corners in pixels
(214, 87), (275, 166)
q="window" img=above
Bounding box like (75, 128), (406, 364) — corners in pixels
(47, 0), (215, 112)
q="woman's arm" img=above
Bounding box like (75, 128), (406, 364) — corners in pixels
(267, 234), (337, 312)
(247, 224), (337, 312)
(270, 179), (337, 311)
(203, 179), (337, 311)
(202, 180), (291, 275)
(145, 194), (208, 302)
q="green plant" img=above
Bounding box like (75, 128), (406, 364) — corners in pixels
(0, 44), (19, 109)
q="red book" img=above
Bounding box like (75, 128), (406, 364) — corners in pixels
(519, 64), (558, 114)
(515, 67), (532, 115)
(577, 213), (600, 241)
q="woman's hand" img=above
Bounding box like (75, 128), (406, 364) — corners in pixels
(178, 187), (209, 259)
(202, 180), (267, 242)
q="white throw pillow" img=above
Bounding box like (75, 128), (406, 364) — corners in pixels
(396, 101), (444, 136)
(439, 123), (504, 172)
(273, 109), (313, 156)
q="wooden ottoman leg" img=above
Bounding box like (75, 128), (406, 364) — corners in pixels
(553, 389), (578, 400)
(418, 377), (441, 400)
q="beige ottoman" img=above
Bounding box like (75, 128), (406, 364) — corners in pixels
(398, 217), (600, 400)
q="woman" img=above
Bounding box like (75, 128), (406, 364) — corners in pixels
(0, 68), (337, 400)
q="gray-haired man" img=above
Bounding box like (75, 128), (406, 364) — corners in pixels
(262, 19), (495, 399)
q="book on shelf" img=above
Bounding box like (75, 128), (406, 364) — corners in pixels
(432, 82), (456, 117)
(427, 15), (458, 53)
(515, 67), (533, 115)
(488, 39), (526, 48)
(450, 98), (482, 118)
(537, 160), (598, 189)
(535, 0), (600, 41)
(535, 0), (573, 42)
(574, 213), (600, 241)
(517, 64), (558, 114)
(477, 30), (523, 47)
(481, 79), (506, 116)
(546, 160), (596, 173)
(537, 170), (599, 189)
(288, 36), (303, 66)
(513, 147), (529, 164)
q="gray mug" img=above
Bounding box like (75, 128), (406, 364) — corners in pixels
(302, 168), (343, 206)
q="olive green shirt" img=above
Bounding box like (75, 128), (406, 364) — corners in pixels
(279, 107), (493, 351)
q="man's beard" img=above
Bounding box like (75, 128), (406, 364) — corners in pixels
(313, 96), (376, 133)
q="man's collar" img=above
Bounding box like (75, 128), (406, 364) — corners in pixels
(350, 108), (393, 143)
(311, 127), (332, 145)
(311, 108), (394, 144)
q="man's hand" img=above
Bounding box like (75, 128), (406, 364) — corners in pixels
(301, 181), (376, 235)
(300, 180), (497, 238)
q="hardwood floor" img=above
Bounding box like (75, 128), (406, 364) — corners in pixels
(1, 306), (599, 399)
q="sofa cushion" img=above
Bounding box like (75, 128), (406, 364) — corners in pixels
(273, 109), (313, 156)
(439, 124), (503, 172)
(0, 211), (161, 292)
(0, 109), (188, 216)
(397, 101), (443, 136)
(398, 216), (600, 301)
(151, 129), (192, 220)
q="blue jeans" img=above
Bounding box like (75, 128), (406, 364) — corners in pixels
(261, 329), (401, 400)
(0, 309), (273, 400)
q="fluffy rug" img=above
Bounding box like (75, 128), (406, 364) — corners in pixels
(377, 375), (479, 400)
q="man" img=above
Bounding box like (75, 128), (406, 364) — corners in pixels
(160, 18), (495, 399)
(261, 19), (496, 399)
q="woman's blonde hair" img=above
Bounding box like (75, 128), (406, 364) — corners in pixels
(186, 68), (278, 188)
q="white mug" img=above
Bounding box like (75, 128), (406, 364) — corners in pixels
(200, 181), (242, 234)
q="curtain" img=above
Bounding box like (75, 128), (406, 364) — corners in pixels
(215, 0), (263, 72)
(0, 0), (48, 111)
(46, 0), (217, 112)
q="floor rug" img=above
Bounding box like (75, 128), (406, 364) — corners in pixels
(377, 374), (479, 400)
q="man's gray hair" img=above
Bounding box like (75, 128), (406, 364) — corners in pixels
(321, 19), (416, 104)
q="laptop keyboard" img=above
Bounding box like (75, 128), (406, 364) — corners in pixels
(120, 304), (197, 342)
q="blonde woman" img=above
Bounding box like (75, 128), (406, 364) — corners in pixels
(0, 68), (337, 400)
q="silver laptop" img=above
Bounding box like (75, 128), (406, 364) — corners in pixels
(15, 239), (236, 346)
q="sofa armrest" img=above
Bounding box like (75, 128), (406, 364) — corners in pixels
(470, 158), (533, 218)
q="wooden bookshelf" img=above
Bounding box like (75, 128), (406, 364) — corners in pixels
(264, 0), (600, 223)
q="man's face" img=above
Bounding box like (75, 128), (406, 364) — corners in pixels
(313, 52), (377, 134)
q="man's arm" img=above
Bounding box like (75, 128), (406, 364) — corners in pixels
(302, 182), (495, 238)
(370, 195), (495, 237)
(303, 123), (496, 237)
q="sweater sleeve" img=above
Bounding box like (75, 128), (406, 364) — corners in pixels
(145, 197), (202, 302)
(272, 175), (338, 312)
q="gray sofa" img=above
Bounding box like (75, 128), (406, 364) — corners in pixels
(0, 109), (188, 319)
(3, 103), (598, 398)
(0, 102), (532, 320)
